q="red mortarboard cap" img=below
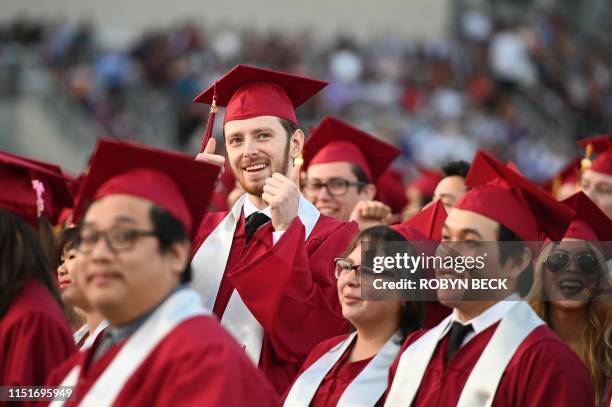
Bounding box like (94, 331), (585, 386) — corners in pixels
(303, 117), (400, 182)
(410, 165), (444, 197)
(562, 191), (612, 243)
(577, 135), (612, 175)
(392, 200), (447, 259)
(0, 151), (75, 224)
(393, 199), (447, 242)
(193, 65), (327, 151)
(375, 168), (408, 214)
(455, 150), (574, 241)
(541, 156), (581, 194)
(0, 150), (75, 225)
(74, 139), (220, 236)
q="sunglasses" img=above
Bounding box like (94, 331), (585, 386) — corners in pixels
(544, 252), (600, 274)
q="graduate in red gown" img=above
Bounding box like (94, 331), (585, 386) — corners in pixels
(0, 151), (76, 389)
(283, 225), (424, 407)
(302, 116), (400, 230)
(192, 65), (358, 393)
(385, 150), (595, 407)
(528, 191), (612, 406)
(46, 139), (279, 406)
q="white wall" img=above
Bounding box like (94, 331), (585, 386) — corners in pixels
(1, 0), (451, 42)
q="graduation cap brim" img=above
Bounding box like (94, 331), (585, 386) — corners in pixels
(74, 139), (220, 235)
(193, 64), (327, 108)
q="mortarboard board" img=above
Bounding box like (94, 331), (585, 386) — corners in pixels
(193, 64), (327, 152)
(577, 135), (612, 176)
(302, 116), (400, 183)
(74, 139), (221, 236)
(0, 150), (75, 225)
(455, 150), (574, 242)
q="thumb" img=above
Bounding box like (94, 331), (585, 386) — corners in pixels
(203, 137), (216, 154)
(290, 162), (302, 187)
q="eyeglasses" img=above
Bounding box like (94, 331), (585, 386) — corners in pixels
(77, 227), (158, 254)
(334, 258), (374, 281)
(304, 178), (366, 197)
(545, 252), (600, 274)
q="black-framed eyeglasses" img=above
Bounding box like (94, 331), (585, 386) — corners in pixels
(545, 252), (600, 274)
(77, 227), (158, 254)
(304, 178), (366, 197)
(334, 257), (374, 281)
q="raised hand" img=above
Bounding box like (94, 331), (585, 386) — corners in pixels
(349, 200), (393, 230)
(195, 138), (225, 170)
(262, 163), (301, 231)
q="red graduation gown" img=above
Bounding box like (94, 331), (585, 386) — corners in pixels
(0, 279), (76, 388)
(46, 316), (279, 406)
(193, 211), (358, 394)
(387, 323), (595, 406)
(284, 334), (382, 407)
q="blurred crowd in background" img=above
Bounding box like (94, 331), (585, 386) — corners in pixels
(1, 7), (611, 181)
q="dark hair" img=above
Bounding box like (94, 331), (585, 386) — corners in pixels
(149, 205), (192, 283)
(0, 209), (61, 318)
(441, 160), (470, 179)
(342, 225), (423, 342)
(54, 227), (79, 265)
(497, 224), (533, 296)
(279, 118), (298, 137)
(38, 215), (58, 271)
(349, 164), (370, 192)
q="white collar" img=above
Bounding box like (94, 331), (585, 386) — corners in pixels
(449, 293), (522, 336)
(243, 195), (272, 219)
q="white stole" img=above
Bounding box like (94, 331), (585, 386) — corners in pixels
(51, 289), (209, 407)
(384, 301), (544, 407)
(191, 193), (320, 364)
(284, 331), (402, 407)
(73, 320), (110, 350)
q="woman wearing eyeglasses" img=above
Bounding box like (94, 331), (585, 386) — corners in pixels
(301, 117), (400, 230)
(528, 192), (612, 406)
(283, 225), (423, 406)
(56, 227), (108, 350)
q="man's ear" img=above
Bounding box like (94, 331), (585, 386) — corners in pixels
(290, 129), (305, 160)
(361, 183), (377, 200)
(167, 240), (192, 277)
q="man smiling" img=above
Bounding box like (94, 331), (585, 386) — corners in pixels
(48, 139), (278, 406)
(192, 65), (358, 393)
(385, 150), (594, 407)
(302, 116), (400, 230)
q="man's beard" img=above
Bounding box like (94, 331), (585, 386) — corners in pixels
(237, 140), (291, 197)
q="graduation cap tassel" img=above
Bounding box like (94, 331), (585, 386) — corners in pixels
(199, 83), (219, 154)
(581, 143), (593, 172)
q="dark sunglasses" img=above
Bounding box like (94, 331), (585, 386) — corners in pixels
(544, 252), (600, 274)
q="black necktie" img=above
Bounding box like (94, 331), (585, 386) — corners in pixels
(245, 212), (270, 244)
(445, 321), (473, 363)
